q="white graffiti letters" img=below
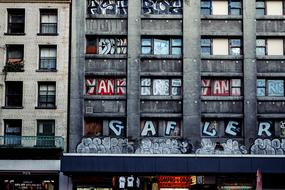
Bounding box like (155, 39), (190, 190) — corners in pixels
(165, 121), (176, 135)
(109, 120), (125, 136)
(141, 121), (157, 136)
(202, 121), (217, 137)
(99, 38), (127, 55)
(225, 121), (240, 136)
(258, 121), (272, 137)
(142, 0), (182, 15)
(88, 0), (128, 15)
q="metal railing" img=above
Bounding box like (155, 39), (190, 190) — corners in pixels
(0, 136), (64, 149)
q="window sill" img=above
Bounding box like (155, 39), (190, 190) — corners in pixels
(201, 15), (242, 20)
(141, 15), (182, 19)
(140, 113), (182, 118)
(201, 96), (243, 101)
(256, 55), (285, 60)
(2, 106), (24, 109)
(85, 54), (127, 59)
(35, 106), (57, 109)
(201, 113), (243, 118)
(140, 54), (182, 59)
(84, 95), (126, 100)
(257, 97), (285, 101)
(201, 55), (243, 60)
(37, 33), (58, 36)
(256, 15), (285, 20)
(36, 69), (57, 72)
(140, 96), (182, 100)
(86, 15), (127, 19)
(4, 33), (25, 36)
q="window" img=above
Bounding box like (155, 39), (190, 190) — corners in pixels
(142, 0), (182, 15)
(141, 37), (182, 55)
(229, 0), (242, 15)
(6, 45), (24, 64)
(88, 0), (128, 15)
(38, 82), (56, 108)
(86, 36), (127, 55)
(256, 0), (265, 16)
(40, 9), (57, 34)
(4, 120), (22, 145)
(257, 79), (284, 97)
(140, 120), (181, 137)
(256, 39), (284, 56)
(201, 0), (241, 15)
(201, 119), (242, 137)
(256, 0), (284, 16)
(201, 0), (212, 15)
(37, 120), (55, 147)
(7, 9), (25, 34)
(5, 81), (23, 107)
(201, 38), (242, 55)
(141, 78), (182, 96)
(39, 46), (57, 70)
(202, 79), (242, 96)
(85, 78), (126, 95)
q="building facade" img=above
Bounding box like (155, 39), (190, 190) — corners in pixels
(0, 0), (70, 189)
(64, 0), (285, 189)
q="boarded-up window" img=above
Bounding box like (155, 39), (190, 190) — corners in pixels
(266, 1), (283, 15)
(257, 79), (285, 97)
(84, 120), (103, 136)
(267, 39), (284, 55)
(212, 39), (228, 55)
(141, 78), (182, 96)
(212, 0), (228, 15)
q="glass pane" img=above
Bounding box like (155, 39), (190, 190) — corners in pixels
(141, 87), (151, 95)
(142, 38), (151, 46)
(268, 80), (284, 96)
(256, 39), (265, 46)
(257, 88), (265, 96)
(142, 47), (151, 54)
(231, 79), (241, 87)
(172, 39), (182, 46)
(172, 47), (181, 55)
(201, 1), (211, 7)
(141, 78), (151, 86)
(42, 14), (57, 23)
(230, 1), (241, 8)
(230, 9), (241, 15)
(256, 9), (265, 16)
(153, 79), (169, 95)
(256, 48), (266, 56)
(172, 79), (182, 87)
(201, 47), (211, 55)
(40, 85), (48, 91)
(172, 87), (181, 96)
(201, 39), (211, 46)
(257, 79), (266, 87)
(153, 39), (169, 55)
(231, 39), (241, 46)
(256, 1), (265, 8)
(230, 48), (240, 55)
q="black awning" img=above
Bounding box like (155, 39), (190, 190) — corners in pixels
(61, 154), (285, 174)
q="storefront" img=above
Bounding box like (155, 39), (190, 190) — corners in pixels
(61, 154), (285, 190)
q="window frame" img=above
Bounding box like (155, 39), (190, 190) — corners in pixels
(38, 82), (56, 108)
(229, 38), (242, 55)
(201, 0), (212, 15)
(141, 37), (182, 55)
(5, 81), (23, 107)
(4, 119), (22, 146)
(202, 78), (242, 96)
(39, 9), (58, 34)
(6, 44), (24, 64)
(39, 45), (57, 71)
(256, 0), (266, 16)
(201, 38), (212, 55)
(140, 78), (182, 96)
(85, 78), (127, 95)
(86, 36), (128, 55)
(7, 9), (25, 34)
(257, 79), (285, 97)
(229, 0), (242, 15)
(256, 39), (267, 56)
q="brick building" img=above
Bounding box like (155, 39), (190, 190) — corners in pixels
(0, 0), (70, 189)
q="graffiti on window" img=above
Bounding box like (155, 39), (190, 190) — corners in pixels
(258, 121), (274, 137)
(140, 120), (181, 137)
(141, 78), (181, 96)
(109, 120), (125, 136)
(99, 38), (127, 55)
(257, 79), (284, 97)
(84, 119), (125, 137)
(142, 0), (182, 15)
(86, 78), (126, 95)
(142, 38), (182, 55)
(87, 0), (128, 15)
(202, 79), (241, 96)
(202, 120), (242, 137)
